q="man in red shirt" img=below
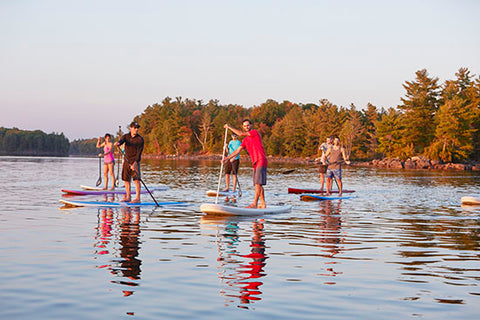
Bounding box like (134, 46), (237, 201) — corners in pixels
(224, 119), (267, 208)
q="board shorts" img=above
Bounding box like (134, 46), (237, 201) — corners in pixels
(225, 159), (240, 175)
(122, 162), (141, 182)
(326, 168), (341, 180)
(253, 166), (267, 186)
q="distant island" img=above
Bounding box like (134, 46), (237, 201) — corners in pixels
(0, 127), (69, 157)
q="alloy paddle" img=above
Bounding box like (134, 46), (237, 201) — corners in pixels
(215, 126), (229, 204)
(95, 155), (102, 186)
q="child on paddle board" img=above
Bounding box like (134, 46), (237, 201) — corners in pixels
(115, 122), (144, 203)
(322, 137), (350, 196)
(223, 133), (242, 193)
(96, 133), (116, 190)
(223, 120), (268, 209)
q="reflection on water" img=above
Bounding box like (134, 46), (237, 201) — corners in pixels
(2, 156), (480, 319)
(202, 215), (267, 309)
(94, 207), (142, 297)
(317, 201), (343, 283)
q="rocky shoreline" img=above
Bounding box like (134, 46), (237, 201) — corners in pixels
(353, 156), (480, 171)
(143, 154), (480, 171)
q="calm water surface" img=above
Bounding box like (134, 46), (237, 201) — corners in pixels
(1, 156), (479, 319)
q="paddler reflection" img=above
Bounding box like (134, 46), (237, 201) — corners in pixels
(94, 207), (142, 297)
(317, 200), (344, 283)
(200, 215), (268, 309)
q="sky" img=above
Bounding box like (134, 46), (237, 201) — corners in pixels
(1, 0), (479, 140)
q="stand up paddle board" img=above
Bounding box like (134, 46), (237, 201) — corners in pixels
(300, 194), (357, 201)
(200, 203), (292, 215)
(206, 190), (241, 197)
(461, 196), (480, 205)
(62, 186), (168, 196)
(288, 187), (355, 194)
(59, 199), (188, 208)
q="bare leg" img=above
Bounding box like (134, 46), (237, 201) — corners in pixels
(320, 172), (325, 191)
(223, 174), (230, 192)
(326, 178), (332, 196)
(258, 185), (266, 208)
(337, 178), (343, 197)
(122, 180), (131, 202)
(108, 164), (115, 190)
(132, 180), (141, 202)
(247, 184), (266, 208)
(103, 164), (108, 189)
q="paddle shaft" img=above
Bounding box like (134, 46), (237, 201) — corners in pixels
(115, 126), (122, 187)
(215, 127), (229, 204)
(231, 159), (242, 197)
(96, 155), (102, 186)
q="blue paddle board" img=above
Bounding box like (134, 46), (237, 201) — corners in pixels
(300, 194), (357, 201)
(60, 199), (188, 208)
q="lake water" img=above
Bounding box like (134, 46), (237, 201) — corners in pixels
(1, 156), (479, 319)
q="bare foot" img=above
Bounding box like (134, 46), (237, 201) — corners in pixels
(257, 203), (266, 209)
(245, 204), (257, 208)
(130, 198), (141, 203)
(120, 197), (131, 202)
(109, 187), (115, 191)
(222, 188), (229, 192)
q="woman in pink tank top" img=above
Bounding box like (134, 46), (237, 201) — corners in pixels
(96, 133), (116, 190)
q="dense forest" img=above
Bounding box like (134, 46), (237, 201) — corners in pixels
(132, 68), (480, 163)
(69, 138), (101, 156)
(0, 127), (69, 156)
(2, 68), (479, 162)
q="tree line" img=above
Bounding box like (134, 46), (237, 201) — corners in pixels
(0, 127), (70, 156)
(3, 68), (478, 162)
(132, 68), (479, 163)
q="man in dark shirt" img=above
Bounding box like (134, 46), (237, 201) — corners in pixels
(115, 121), (144, 202)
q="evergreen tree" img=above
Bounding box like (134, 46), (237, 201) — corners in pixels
(398, 69), (440, 155)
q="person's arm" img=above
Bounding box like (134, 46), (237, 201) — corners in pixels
(115, 135), (125, 147)
(223, 145), (243, 163)
(341, 147), (351, 165)
(134, 137), (144, 163)
(96, 137), (104, 148)
(322, 148), (331, 164)
(224, 124), (245, 137)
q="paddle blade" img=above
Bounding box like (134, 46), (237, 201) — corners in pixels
(96, 177), (102, 187)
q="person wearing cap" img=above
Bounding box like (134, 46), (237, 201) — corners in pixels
(223, 133), (242, 193)
(115, 121), (144, 202)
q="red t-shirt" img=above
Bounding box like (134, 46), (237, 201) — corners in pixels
(240, 130), (267, 168)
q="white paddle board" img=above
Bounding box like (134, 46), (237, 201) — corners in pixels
(206, 189), (241, 197)
(461, 196), (480, 205)
(200, 203), (292, 215)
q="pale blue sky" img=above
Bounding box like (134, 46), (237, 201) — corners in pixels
(1, 0), (479, 140)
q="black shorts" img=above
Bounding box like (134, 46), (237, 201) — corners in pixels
(225, 159), (240, 174)
(122, 162), (141, 181)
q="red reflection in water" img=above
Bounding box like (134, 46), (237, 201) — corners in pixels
(206, 217), (267, 309)
(94, 206), (142, 297)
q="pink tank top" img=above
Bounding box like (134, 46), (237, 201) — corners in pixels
(103, 144), (115, 163)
